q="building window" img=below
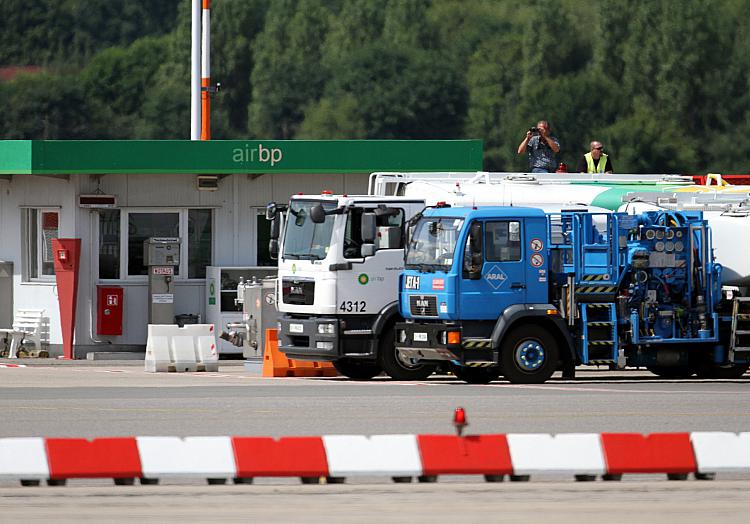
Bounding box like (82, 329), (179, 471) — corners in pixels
(127, 212), (180, 276)
(255, 208), (274, 266)
(98, 210), (120, 279)
(187, 209), (212, 278)
(24, 208), (59, 280)
(96, 208), (213, 279)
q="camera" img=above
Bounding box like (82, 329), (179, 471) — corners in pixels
(529, 127), (538, 133)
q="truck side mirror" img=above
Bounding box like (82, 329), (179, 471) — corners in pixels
(269, 216), (280, 240)
(265, 202), (277, 221)
(361, 213), (377, 258)
(269, 239), (279, 260)
(466, 222), (483, 280)
(310, 204), (326, 224)
(361, 213), (376, 243)
(469, 222), (483, 254)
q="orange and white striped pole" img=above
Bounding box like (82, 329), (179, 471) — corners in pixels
(200, 0), (211, 140)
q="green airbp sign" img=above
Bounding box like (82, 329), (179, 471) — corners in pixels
(0, 139), (483, 175)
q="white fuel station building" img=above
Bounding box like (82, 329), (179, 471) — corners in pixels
(0, 139), (482, 357)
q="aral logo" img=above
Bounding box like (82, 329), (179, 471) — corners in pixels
(404, 275), (420, 290)
(484, 264), (508, 290)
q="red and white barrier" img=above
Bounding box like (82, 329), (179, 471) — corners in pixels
(507, 433), (605, 476)
(323, 435), (422, 477)
(0, 438), (49, 480)
(1, 432), (750, 485)
(136, 436), (235, 479)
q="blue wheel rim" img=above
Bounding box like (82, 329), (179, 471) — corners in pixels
(515, 340), (545, 371)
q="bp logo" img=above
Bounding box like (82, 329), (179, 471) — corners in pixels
(292, 263), (297, 274)
(358, 273), (369, 285)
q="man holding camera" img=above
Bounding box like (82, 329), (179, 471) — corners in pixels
(517, 120), (560, 173)
(577, 141), (613, 173)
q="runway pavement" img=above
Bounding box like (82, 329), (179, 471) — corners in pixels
(1, 365), (749, 522)
(0, 365), (748, 436)
(1, 480), (749, 523)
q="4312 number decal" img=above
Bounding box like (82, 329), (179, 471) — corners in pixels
(339, 300), (366, 312)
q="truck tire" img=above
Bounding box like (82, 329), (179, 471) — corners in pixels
(450, 364), (501, 384)
(333, 358), (382, 380)
(379, 327), (437, 381)
(500, 324), (559, 384)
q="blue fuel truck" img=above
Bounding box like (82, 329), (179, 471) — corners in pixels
(395, 205), (750, 383)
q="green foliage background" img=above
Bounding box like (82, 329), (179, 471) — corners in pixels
(1, 0), (749, 172)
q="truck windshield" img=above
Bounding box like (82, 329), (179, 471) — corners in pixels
(283, 200), (337, 260)
(405, 217), (464, 270)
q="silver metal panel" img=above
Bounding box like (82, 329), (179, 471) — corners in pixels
(0, 261), (12, 328)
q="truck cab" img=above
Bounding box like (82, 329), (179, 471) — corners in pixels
(271, 193), (433, 380)
(396, 205), (566, 383)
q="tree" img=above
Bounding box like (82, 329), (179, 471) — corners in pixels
(82, 36), (168, 138)
(301, 43), (465, 139)
(248, 0), (332, 138)
(211, 0), (269, 138)
(0, 73), (90, 139)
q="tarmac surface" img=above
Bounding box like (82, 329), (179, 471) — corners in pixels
(1, 362), (749, 522)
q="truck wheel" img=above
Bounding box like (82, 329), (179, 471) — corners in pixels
(695, 364), (749, 379)
(500, 324), (558, 384)
(450, 364), (501, 384)
(379, 327), (436, 381)
(333, 358), (381, 380)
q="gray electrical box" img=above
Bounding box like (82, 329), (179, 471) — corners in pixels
(144, 238), (181, 324)
(144, 237), (181, 266)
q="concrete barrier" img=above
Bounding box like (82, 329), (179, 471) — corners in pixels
(145, 324), (218, 372)
(4, 432), (750, 485)
(507, 433), (606, 476)
(0, 438), (49, 481)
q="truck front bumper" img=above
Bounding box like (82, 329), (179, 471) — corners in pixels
(278, 315), (341, 361)
(395, 321), (460, 361)
(395, 321), (498, 365)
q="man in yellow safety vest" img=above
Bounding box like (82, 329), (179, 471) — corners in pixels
(577, 141), (613, 173)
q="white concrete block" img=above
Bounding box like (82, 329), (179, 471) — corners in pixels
(136, 436), (236, 478)
(145, 334), (171, 372)
(507, 433), (605, 475)
(170, 335), (198, 372)
(0, 437), (49, 479)
(323, 435), (422, 477)
(691, 432), (750, 473)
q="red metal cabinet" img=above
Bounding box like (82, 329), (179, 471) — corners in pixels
(97, 286), (123, 335)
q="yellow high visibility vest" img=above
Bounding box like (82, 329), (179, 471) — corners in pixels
(585, 152), (608, 173)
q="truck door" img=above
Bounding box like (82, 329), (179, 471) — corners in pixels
(335, 206), (406, 317)
(458, 219), (526, 320)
